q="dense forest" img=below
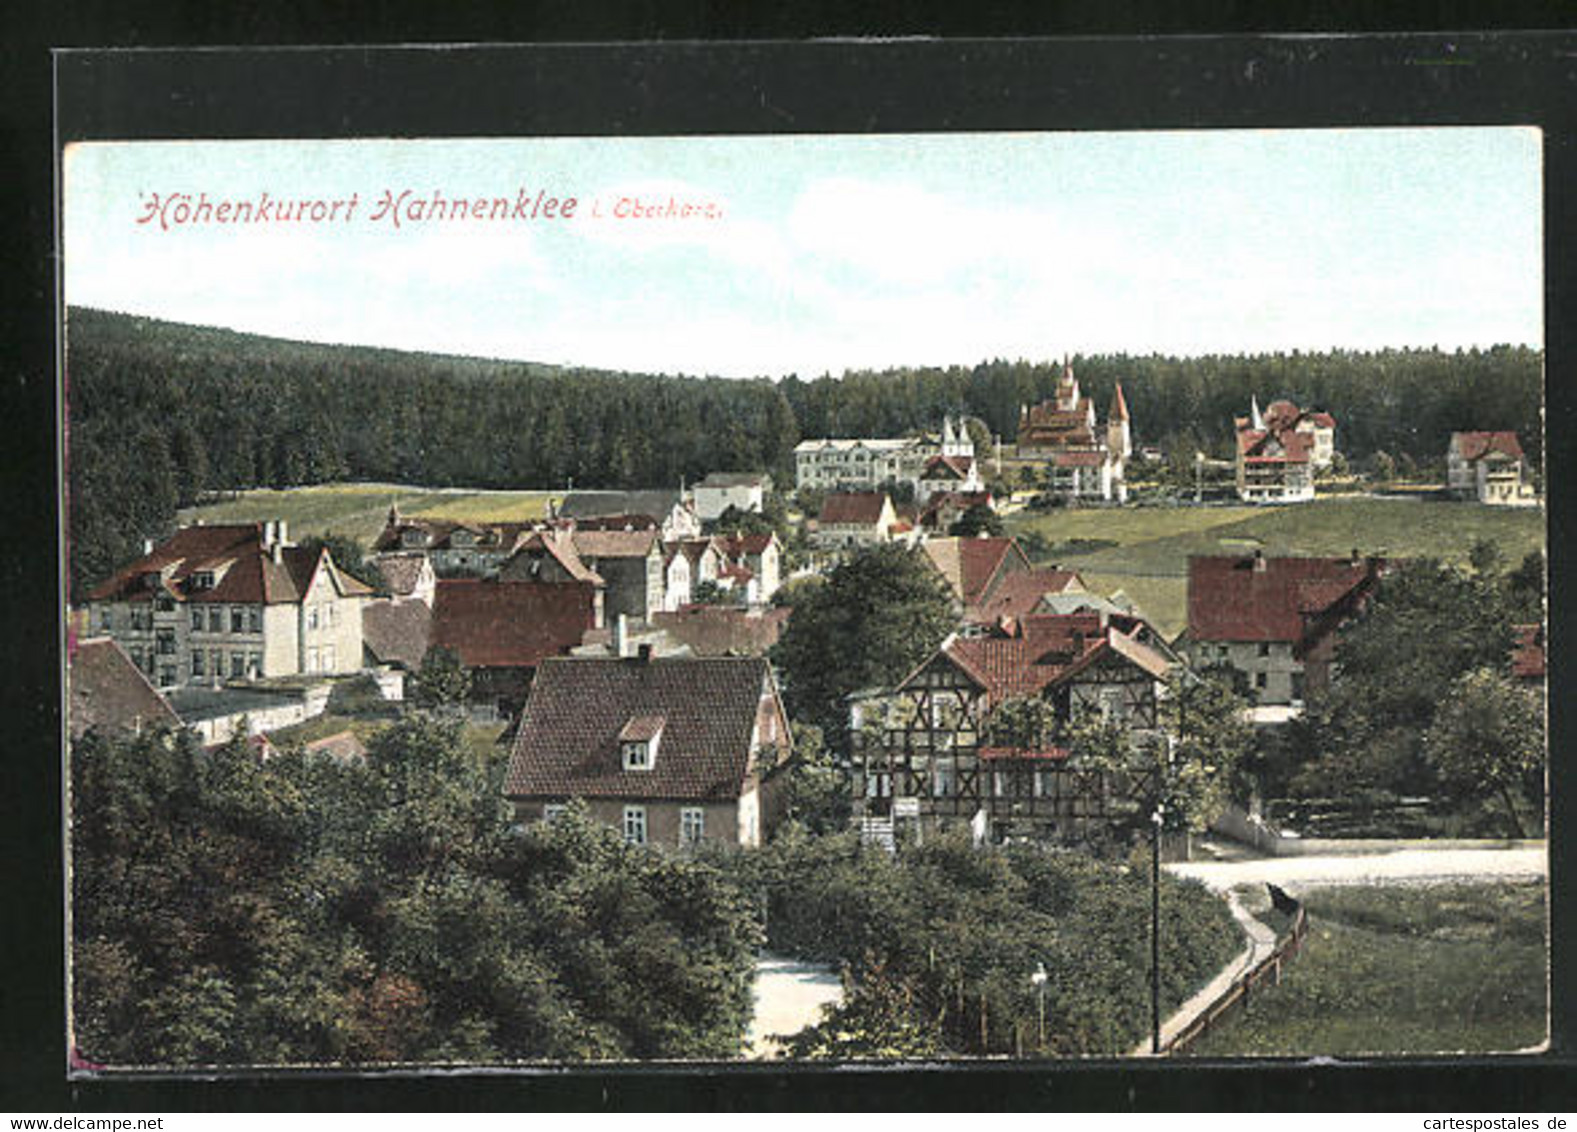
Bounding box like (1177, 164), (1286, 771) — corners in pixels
(66, 306), (1542, 593)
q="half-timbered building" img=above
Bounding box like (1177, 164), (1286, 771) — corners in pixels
(851, 610), (1175, 845)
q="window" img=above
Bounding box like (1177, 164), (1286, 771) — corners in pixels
(622, 806), (647, 846)
(307, 606), (319, 631)
(155, 596), (175, 613)
(1257, 642), (1271, 658)
(231, 652), (246, 679)
(190, 607), (204, 630)
(208, 607), (222, 633)
(680, 808), (705, 846)
(191, 650), (205, 677)
(158, 666), (176, 688)
(932, 761), (955, 798)
(231, 607), (244, 633)
(248, 606), (262, 633)
(1291, 672), (1306, 702)
(622, 741), (650, 770)
(98, 607), (113, 632)
(1254, 672), (1268, 690)
(248, 652), (262, 677)
(210, 650), (222, 679)
(155, 629), (176, 656)
(543, 803), (566, 822)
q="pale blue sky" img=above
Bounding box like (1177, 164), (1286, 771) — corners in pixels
(63, 129), (1542, 378)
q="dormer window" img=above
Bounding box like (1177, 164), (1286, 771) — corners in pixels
(618, 714), (665, 771)
(190, 571), (215, 591)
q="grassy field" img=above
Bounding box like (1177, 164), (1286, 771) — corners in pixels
(1006, 497), (1546, 637)
(178, 483), (561, 548)
(1183, 882), (1548, 1058)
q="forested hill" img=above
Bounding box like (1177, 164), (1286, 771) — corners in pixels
(66, 306), (1541, 593)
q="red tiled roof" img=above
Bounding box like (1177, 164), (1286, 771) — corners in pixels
(1238, 428), (1314, 464)
(1110, 382), (1129, 422)
(1187, 555), (1383, 644)
(1052, 450), (1106, 468)
(1453, 431), (1525, 462)
(505, 656), (786, 802)
(1512, 623), (1546, 680)
(430, 579), (598, 669)
(651, 607), (790, 657)
(86, 525), (369, 605)
(718, 532), (776, 557)
(820, 492), (891, 525)
(927, 613), (1107, 705)
(969, 567), (1085, 623)
(618, 714), (667, 742)
(68, 637), (181, 739)
(923, 454), (975, 480)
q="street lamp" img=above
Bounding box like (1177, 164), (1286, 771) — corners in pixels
(1150, 801), (1165, 1055)
(1030, 961), (1048, 1053)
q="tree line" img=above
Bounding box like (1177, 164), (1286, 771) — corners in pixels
(67, 306), (1541, 593)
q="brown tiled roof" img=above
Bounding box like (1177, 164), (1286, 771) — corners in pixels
(68, 637), (181, 739)
(86, 524), (368, 605)
(362, 598), (433, 669)
(618, 714), (667, 742)
(571, 528), (660, 560)
(651, 607), (790, 657)
(1052, 450), (1106, 468)
(1512, 623), (1546, 681)
(430, 580), (598, 669)
(376, 553), (431, 598)
(718, 532), (776, 557)
(1238, 428), (1314, 464)
(820, 492), (891, 526)
(1187, 555), (1384, 645)
(514, 531), (604, 582)
(506, 656), (784, 802)
(1453, 431), (1525, 462)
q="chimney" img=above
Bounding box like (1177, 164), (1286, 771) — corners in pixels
(613, 613), (630, 658)
(277, 520), (288, 546)
(272, 541), (283, 565)
(1252, 549), (1266, 573)
(1350, 547), (1361, 568)
(142, 537), (154, 556)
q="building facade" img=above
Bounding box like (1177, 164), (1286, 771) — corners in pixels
(84, 521), (372, 691)
(1233, 397), (1336, 503)
(1447, 431), (1535, 505)
(1017, 365), (1130, 503)
(794, 416), (974, 493)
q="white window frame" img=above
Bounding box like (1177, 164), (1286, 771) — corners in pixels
(622, 805), (648, 846)
(543, 803), (567, 822)
(680, 807), (705, 845)
(622, 740), (652, 770)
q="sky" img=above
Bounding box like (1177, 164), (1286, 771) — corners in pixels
(62, 129), (1542, 379)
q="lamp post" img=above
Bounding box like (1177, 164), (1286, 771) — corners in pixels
(1150, 801), (1165, 1055)
(1031, 962), (1048, 1053)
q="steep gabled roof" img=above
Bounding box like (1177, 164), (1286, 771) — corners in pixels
(922, 454), (975, 480)
(571, 528), (660, 561)
(969, 567), (1086, 623)
(906, 612), (1138, 708)
(68, 637), (181, 739)
(1186, 554), (1383, 644)
(506, 656), (782, 801)
(921, 536), (1032, 607)
(376, 552), (431, 598)
(430, 579), (598, 669)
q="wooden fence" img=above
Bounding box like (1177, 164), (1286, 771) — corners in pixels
(1161, 900), (1310, 1056)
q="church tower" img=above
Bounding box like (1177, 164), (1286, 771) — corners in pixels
(1107, 383), (1132, 461)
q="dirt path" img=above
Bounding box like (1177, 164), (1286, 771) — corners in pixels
(744, 953), (843, 1059)
(1167, 845), (1547, 894)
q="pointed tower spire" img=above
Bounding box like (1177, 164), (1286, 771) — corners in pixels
(1110, 382), (1129, 421)
(1251, 394), (1264, 431)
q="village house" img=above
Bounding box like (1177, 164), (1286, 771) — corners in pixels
(714, 531), (783, 605)
(1017, 366), (1131, 503)
(692, 472), (773, 522)
(557, 490), (702, 541)
(428, 578), (603, 717)
(68, 636), (182, 740)
(794, 416), (975, 494)
(1233, 397), (1336, 504)
(918, 490), (996, 536)
(373, 508), (541, 577)
(661, 536), (727, 610)
(505, 653), (793, 848)
(374, 551), (436, 605)
(813, 492), (899, 549)
(559, 527), (664, 623)
(84, 521), (373, 691)
(919, 535), (1036, 622)
(851, 610), (1175, 846)
(1447, 431), (1536, 506)
(361, 597), (433, 676)
(1180, 551), (1386, 722)
(915, 453), (984, 505)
